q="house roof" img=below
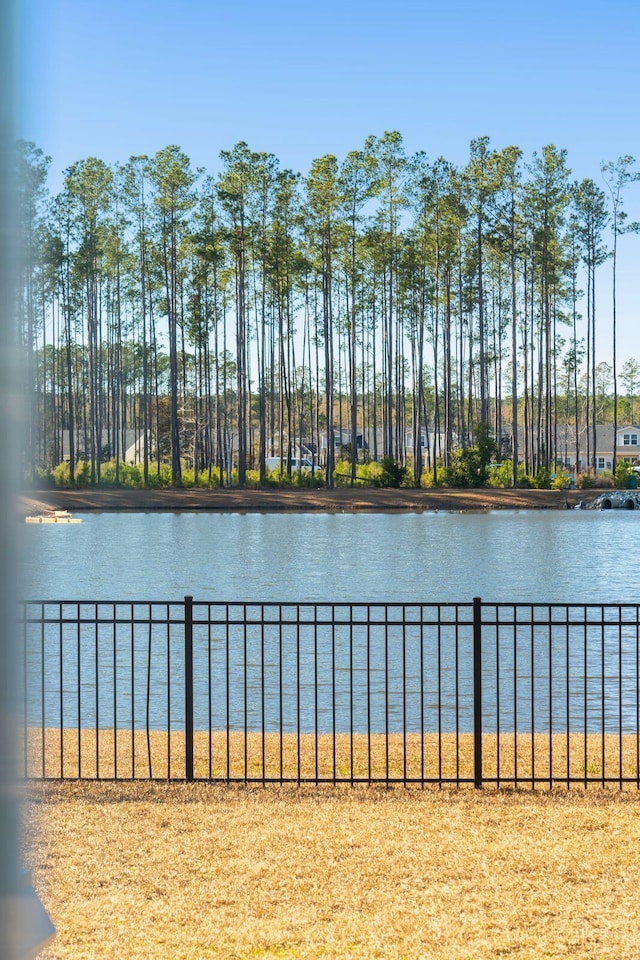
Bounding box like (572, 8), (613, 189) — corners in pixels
(61, 430), (146, 457)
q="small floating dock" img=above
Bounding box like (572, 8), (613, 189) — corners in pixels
(25, 509), (83, 524)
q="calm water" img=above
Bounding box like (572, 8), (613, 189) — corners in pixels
(20, 509), (640, 603)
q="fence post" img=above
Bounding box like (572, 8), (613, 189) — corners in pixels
(184, 596), (194, 783)
(473, 597), (483, 789)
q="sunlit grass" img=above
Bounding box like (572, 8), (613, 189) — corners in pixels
(24, 727), (640, 788)
(24, 780), (640, 960)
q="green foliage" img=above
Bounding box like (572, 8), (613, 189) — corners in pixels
(531, 468), (551, 489)
(333, 457), (414, 488)
(54, 460), (92, 488)
(17, 136), (639, 496)
(35, 466), (54, 488)
(179, 468), (195, 487)
(373, 456), (409, 488)
(484, 460), (567, 489)
(444, 447), (483, 487)
(98, 460), (144, 488)
(487, 460), (514, 489)
(420, 466), (447, 488)
(52, 461), (71, 487)
(245, 469), (262, 489)
(486, 460), (532, 489)
(578, 474), (595, 490)
(78, 462), (92, 487)
(194, 469), (222, 488)
(474, 422), (498, 470)
(120, 463), (143, 487)
(334, 461), (374, 485)
(224, 466), (325, 489)
(515, 471), (533, 489)
(614, 461), (633, 488)
(445, 424), (498, 488)
(51, 459), (173, 488)
(145, 464), (172, 488)
(260, 470), (282, 489)
(264, 465), (326, 488)
(98, 461), (117, 487)
(292, 470), (325, 488)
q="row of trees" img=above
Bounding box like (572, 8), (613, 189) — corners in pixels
(16, 135), (639, 487)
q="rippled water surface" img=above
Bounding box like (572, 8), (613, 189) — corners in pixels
(20, 509), (640, 603)
(21, 510), (640, 736)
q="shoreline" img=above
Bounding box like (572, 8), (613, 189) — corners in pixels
(18, 486), (598, 516)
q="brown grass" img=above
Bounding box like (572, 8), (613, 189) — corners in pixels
(24, 728), (640, 788)
(23, 764), (640, 959)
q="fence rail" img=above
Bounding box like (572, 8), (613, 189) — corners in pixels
(19, 597), (640, 788)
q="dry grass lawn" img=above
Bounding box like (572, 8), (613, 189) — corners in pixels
(23, 781), (640, 960)
(25, 729), (640, 787)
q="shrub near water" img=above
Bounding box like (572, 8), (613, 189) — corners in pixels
(615, 461), (634, 488)
(51, 461), (70, 487)
(99, 461), (145, 488)
(41, 460), (328, 489)
(376, 455), (409, 487)
(487, 460), (513, 488)
(265, 466), (325, 488)
(334, 461), (378, 485)
(444, 423), (498, 488)
(487, 460), (532, 488)
(145, 464), (172, 487)
(334, 457), (408, 487)
(50, 460), (91, 487)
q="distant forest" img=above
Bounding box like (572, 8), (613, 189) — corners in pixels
(15, 135), (639, 488)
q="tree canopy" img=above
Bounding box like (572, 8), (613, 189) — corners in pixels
(15, 135), (639, 487)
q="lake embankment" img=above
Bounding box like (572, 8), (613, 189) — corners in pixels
(18, 486), (598, 516)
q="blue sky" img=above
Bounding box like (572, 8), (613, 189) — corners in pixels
(17, 0), (640, 362)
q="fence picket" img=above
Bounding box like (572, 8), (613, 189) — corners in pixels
(18, 597), (640, 789)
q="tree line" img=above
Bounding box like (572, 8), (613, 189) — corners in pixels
(15, 135), (639, 488)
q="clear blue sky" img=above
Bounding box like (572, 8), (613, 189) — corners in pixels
(17, 0), (640, 363)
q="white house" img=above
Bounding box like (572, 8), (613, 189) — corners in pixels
(61, 430), (150, 465)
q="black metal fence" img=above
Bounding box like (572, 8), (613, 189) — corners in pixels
(19, 597), (640, 788)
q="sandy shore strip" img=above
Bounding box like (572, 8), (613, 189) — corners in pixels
(17, 486), (598, 516)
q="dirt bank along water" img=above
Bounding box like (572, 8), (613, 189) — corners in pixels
(18, 486), (597, 516)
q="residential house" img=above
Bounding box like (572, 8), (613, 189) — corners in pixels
(593, 425), (640, 473)
(519, 424), (640, 473)
(61, 430), (150, 466)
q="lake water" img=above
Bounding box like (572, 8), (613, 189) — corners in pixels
(20, 511), (640, 737)
(20, 509), (640, 603)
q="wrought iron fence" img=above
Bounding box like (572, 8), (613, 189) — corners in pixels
(19, 598), (640, 788)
